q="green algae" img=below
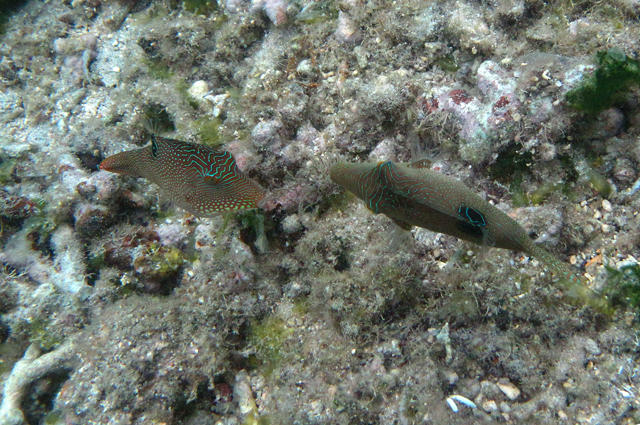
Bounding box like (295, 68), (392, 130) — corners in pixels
(152, 245), (185, 275)
(134, 242), (186, 281)
(292, 297), (310, 316)
(173, 0), (218, 15)
(433, 54), (459, 73)
(295, 0), (339, 24)
(487, 144), (532, 206)
(42, 410), (63, 425)
(114, 273), (139, 298)
(143, 57), (174, 80)
(243, 412), (272, 425)
(248, 315), (292, 376)
(196, 117), (224, 147)
(566, 48), (640, 114)
(509, 184), (530, 208)
(489, 146), (582, 206)
(237, 210), (269, 254)
(86, 251), (105, 286)
(603, 263), (640, 314)
(489, 144), (533, 184)
(529, 182), (563, 205)
(0, 155), (16, 184)
(23, 214), (57, 253)
(174, 79), (200, 110)
(28, 317), (63, 351)
(586, 167), (612, 198)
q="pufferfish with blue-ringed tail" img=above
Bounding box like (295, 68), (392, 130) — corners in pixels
(100, 135), (264, 216)
(330, 159), (608, 312)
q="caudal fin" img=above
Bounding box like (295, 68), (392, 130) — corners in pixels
(527, 242), (610, 314)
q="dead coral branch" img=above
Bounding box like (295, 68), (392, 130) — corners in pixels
(0, 340), (78, 425)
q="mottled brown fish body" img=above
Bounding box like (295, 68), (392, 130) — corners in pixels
(330, 161), (529, 251)
(100, 136), (263, 216)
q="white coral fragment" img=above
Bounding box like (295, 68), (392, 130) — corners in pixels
(446, 394), (477, 412)
(0, 342), (77, 425)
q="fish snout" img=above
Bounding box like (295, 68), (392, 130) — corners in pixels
(98, 151), (140, 176)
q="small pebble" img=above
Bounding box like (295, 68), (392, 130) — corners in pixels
(207, 93), (230, 117)
(480, 380), (501, 399)
(583, 337), (601, 356)
(234, 372), (257, 415)
(497, 380), (521, 400)
(482, 399), (498, 413)
(444, 370), (459, 386)
(188, 80), (209, 99)
(296, 59), (314, 77)
(601, 199), (612, 212)
(613, 158), (636, 184)
(335, 11), (358, 42)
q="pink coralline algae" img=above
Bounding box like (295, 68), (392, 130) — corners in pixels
(493, 95), (510, 109)
(417, 60), (522, 163)
(448, 89), (473, 105)
(0, 191), (39, 220)
(261, 184), (306, 212)
(251, 0), (288, 25)
(418, 96), (439, 114)
(489, 93), (519, 126)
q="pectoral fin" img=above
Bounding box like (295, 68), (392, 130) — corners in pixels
(391, 217), (413, 230)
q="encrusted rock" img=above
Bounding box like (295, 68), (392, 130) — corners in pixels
(73, 204), (112, 238)
(282, 213), (303, 234)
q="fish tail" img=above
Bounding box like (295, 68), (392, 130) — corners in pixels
(526, 242), (610, 314)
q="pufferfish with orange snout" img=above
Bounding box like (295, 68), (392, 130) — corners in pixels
(100, 135), (264, 216)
